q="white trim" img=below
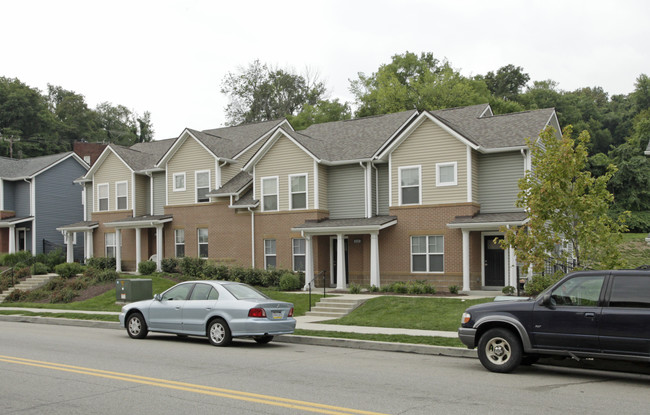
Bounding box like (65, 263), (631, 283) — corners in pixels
(478, 104), (493, 118)
(30, 177), (35, 254)
(264, 238), (276, 270)
(289, 173), (308, 210)
(174, 228), (185, 257)
(83, 145), (135, 179)
(173, 172), (186, 192)
(292, 237), (306, 272)
(0, 178), (3, 210)
(115, 180), (128, 211)
(131, 172), (136, 216)
(436, 162), (457, 187)
(372, 110), (420, 158)
(97, 183), (109, 211)
(195, 170), (211, 203)
(243, 128), (320, 172)
(231, 119), (291, 160)
(261, 176), (279, 212)
(398, 165), (421, 206)
(388, 154), (392, 207)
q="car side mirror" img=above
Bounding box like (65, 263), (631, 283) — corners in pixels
(154, 293), (161, 301)
(541, 292), (556, 309)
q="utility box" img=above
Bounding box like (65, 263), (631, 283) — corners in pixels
(116, 279), (152, 302)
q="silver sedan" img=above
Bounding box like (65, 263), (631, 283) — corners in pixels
(119, 281), (296, 346)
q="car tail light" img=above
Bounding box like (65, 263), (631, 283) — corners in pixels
(248, 308), (267, 318)
(288, 307), (294, 317)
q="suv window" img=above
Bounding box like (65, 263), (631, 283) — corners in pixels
(609, 276), (650, 308)
(550, 275), (604, 307)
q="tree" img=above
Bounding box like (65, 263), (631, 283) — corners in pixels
(95, 102), (140, 145)
(349, 51), (491, 117)
(501, 126), (628, 274)
(480, 64), (530, 101)
(287, 99), (351, 130)
(220, 60), (326, 125)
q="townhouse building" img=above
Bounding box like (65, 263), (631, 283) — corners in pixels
(59, 103), (559, 291)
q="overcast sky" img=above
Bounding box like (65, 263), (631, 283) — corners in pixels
(2, 0), (648, 140)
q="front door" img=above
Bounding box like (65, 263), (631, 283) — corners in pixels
(332, 238), (349, 286)
(484, 236), (504, 286)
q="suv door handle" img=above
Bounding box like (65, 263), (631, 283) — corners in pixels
(584, 312), (595, 318)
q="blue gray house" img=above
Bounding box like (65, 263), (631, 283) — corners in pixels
(0, 152), (89, 260)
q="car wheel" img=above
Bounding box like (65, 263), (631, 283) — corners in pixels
(477, 328), (522, 373)
(126, 313), (148, 339)
(254, 335), (274, 344)
(208, 318), (232, 347)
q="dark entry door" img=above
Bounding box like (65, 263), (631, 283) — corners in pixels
(332, 238), (349, 285)
(484, 236), (504, 286)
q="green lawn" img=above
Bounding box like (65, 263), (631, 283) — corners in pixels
(619, 233), (650, 268)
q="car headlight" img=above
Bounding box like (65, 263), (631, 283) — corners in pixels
(461, 312), (471, 324)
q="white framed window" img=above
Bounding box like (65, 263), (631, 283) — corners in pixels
(436, 162), (457, 187)
(411, 235), (444, 273)
(116, 181), (128, 210)
(399, 166), (421, 205)
(175, 229), (185, 258)
(97, 183), (109, 211)
(261, 177), (279, 211)
(198, 228), (208, 258)
(196, 170), (210, 203)
(105, 232), (116, 258)
(289, 174), (307, 210)
(264, 239), (276, 270)
(173, 172), (186, 192)
(292, 238), (306, 272)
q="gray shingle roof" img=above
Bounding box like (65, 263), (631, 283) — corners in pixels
(207, 171), (252, 196)
(292, 216), (398, 230)
(448, 212), (527, 226)
(110, 138), (175, 171)
(430, 104), (555, 150)
(0, 152), (81, 179)
(193, 119), (285, 159)
(230, 189), (258, 207)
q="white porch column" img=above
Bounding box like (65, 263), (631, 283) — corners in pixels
(8, 226), (15, 254)
(155, 224), (163, 272)
(135, 228), (142, 271)
(462, 229), (470, 292)
(370, 232), (380, 288)
(65, 231), (74, 263)
(85, 230), (93, 261)
(115, 228), (122, 272)
(336, 233), (346, 290)
(303, 235), (314, 290)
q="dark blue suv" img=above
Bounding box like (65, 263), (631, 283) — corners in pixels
(458, 270), (650, 373)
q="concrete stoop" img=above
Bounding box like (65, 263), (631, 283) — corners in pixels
(0, 274), (57, 303)
(305, 297), (368, 318)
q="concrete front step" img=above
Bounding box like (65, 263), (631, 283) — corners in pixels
(0, 274), (57, 303)
(304, 296), (369, 319)
(305, 311), (348, 318)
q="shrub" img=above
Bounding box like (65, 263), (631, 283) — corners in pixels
(349, 283), (362, 294)
(449, 285), (460, 294)
(179, 257), (205, 279)
(138, 260), (157, 275)
(68, 278), (89, 291)
(161, 257), (179, 273)
(95, 269), (119, 283)
(369, 285), (379, 293)
(54, 262), (84, 279)
(35, 249), (66, 271)
(44, 277), (67, 291)
(50, 288), (77, 303)
(524, 272), (563, 296)
(502, 285), (516, 295)
(2, 251), (33, 267)
(5, 289), (27, 302)
(31, 262), (48, 275)
(14, 266), (31, 279)
(87, 257), (116, 270)
(278, 273), (301, 291)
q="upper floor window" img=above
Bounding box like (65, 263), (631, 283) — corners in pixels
(196, 171), (210, 203)
(97, 183), (109, 211)
(399, 166), (421, 205)
(411, 235), (444, 273)
(290, 174), (307, 210)
(436, 162), (457, 187)
(116, 181), (128, 210)
(198, 228), (208, 258)
(262, 177), (278, 211)
(173, 172), (186, 192)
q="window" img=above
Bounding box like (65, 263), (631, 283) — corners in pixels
(189, 283), (218, 301)
(262, 177), (278, 211)
(399, 166), (421, 205)
(609, 276), (650, 308)
(290, 174), (307, 210)
(264, 239), (276, 269)
(196, 171), (210, 202)
(411, 235), (444, 272)
(161, 284), (192, 301)
(175, 229), (185, 258)
(105, 233), (116, 258)
(550, 275), (605, 307)
(173, 173), (186, 191)
(436, 162), (457, 186)
(97, 183), (109, 211)
(198, 228), (208, 258)
(293, 238), (306, 271)
(116, 181), (128, 210)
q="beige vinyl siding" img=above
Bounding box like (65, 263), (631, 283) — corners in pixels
(94, 152), (131, 212)
(167, 137), (215, 205)
(477, 152), (525, 213)
(377, 164), (389, 215)
(472, 150), (479, 204)
(390, 120), (468, 206)
(254, 136), (314, 211)
(318, 164), (328, 210)
(152, 172), (166, 215)
(135, 174), (149, 216)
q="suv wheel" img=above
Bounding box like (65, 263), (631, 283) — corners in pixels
(478, 328), (522, 373)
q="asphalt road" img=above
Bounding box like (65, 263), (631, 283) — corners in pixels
(2, 321), (650, 415)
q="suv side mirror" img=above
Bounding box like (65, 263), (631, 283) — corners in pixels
(541, 292), (556, 309)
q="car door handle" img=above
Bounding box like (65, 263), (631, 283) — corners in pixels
(584, 312), (595, 318)
(175, 306), (181, 310)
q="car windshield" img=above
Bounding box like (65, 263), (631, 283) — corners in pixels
(223, 283), (270, 300)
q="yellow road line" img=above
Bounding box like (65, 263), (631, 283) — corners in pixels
(0, 355), (388, 415)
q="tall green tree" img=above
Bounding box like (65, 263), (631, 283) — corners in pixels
(479, 64), (530, 101)
(287, 99), (351, 130)
(221, 60), (326, 126)
(502, 126), (628, 273)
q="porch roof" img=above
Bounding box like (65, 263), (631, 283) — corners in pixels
(56, 221), (99, 232)
(0, 216), (33, 227)
(292, 216), (397, 235)
(447, 212), (527, 231)
(104, 215), (173, 229)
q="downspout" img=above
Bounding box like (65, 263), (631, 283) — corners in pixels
(371, 163), (379, 216)
(25, 178), (35, 254)
(145, 171), (153, 215)
(248, 207), (255, 268)
(360, 162), (369, 218)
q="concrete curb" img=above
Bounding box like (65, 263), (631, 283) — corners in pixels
(0, 314), (476, 359)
